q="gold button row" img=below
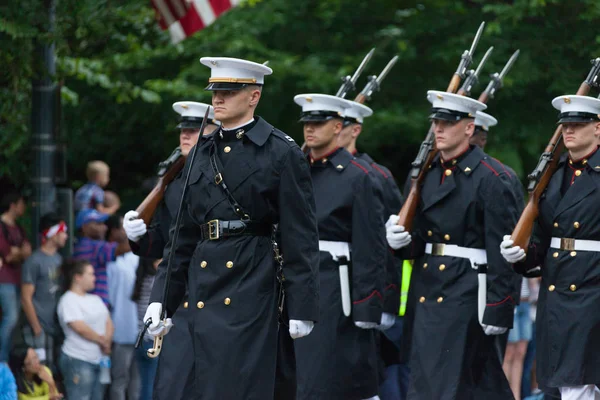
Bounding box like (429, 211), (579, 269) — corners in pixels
(552, 251), (577, 257)
(418, 296), (444, 303)
(426, 231), (451, 239)
(194, 298), (233, 309)
(553, 221), (581, 228)
(200, 260), (234, 269)
(548, 285), (577, 292)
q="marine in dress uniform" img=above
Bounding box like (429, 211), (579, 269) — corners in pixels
(293, 93), (387, 400)
(386, 91), (521, 400)
(336, 100), (408, 398)
(123, 102), (219, 400)
(143, 58), (320, 400)
(501, 95), (600, 400)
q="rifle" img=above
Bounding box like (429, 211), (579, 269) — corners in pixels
(135, 147), (185, 225)
(397, 21), (486, 231)
(300, 48), (376, 153)
(457, 46), (494, 96)
(354, 55), (399, 104)
(510, 57), (600, 251)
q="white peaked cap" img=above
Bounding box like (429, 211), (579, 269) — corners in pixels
(474, 111), (498, 131)
(172, 101), (216, 120)
(343, 100), (373, 124)
(427, 90), (487, 116)
(200, 57), (273, 87)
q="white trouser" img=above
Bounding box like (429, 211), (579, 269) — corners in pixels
(560, 385), (600, 400)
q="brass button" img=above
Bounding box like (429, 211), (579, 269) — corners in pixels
(427, 230), (433, 237)
(445, 169), (452, 176)
(444, 234), (450, 241)
(201, 261), (207, 268)
(419, 296), (425, 303)
(197, 301), (205, 309)
(574, 222), (580, 229)
(236, 131), (244, 139)
(553, 252), (559, 258)
(553, 222), (558, 228)
(437, 297), (443, 303)
(423, 263), (428, 269)
(183, 302), (189, 308)
(224, 146), (231, 153)
(570, 284), (577, 292)
(548, 285), (555, 292)
(439, 264), (446, 271)
(226, 261), (233, 269)
(224, 298), (231, 305)
(570, 251), (577, 257)
(575, 170), (582, 177)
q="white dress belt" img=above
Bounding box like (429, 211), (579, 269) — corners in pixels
(318, 240), (351, 261)
(550, 237), (600, 252)
(425, 243), (487, 270)
(318, 240), (352, 317)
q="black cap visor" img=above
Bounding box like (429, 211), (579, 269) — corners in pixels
(557, 111), (600, 125)
(205, 82), (263, 91)
(298, 110), (342, 123)
(176, 116), (204, 129)
(429, 108), (473, 122)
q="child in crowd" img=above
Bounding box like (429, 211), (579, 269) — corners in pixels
(74, 161), (119, 215)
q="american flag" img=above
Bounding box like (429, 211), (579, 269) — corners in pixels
(152, 0), (241, 44)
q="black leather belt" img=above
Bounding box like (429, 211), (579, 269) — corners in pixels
(199, 219), (271, 241)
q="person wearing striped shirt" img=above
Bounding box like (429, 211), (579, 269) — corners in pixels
(73, 209), (129, 308)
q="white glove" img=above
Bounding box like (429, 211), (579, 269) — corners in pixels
(355, 321), (379, 330)
(124, 210), (147, 242)
(376, 312), (396, 331)
(386, 224), (412, 250)
(289, 319), (314, 339)
(500, 235), (525, 263)
(481, 323), (507, 335)
(143, 302), (173, 337)
(385, 214), (400, 229)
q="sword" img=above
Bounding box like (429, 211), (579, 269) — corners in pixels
(135, 106), (211, 358)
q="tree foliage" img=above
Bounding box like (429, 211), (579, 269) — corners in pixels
(3, 0), (600, 206)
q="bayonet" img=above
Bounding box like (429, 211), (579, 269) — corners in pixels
(336, 48), (375, 98)
(354, 55), (399, 103)
(447, 21), (486, 92)
(457, 46), (493, 96)
(478, 49), (520, 103)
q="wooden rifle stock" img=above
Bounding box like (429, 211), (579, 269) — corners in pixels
(477, 91), (489, 104)
(511, 80), (594, 250)
(135, 155), (185, 225)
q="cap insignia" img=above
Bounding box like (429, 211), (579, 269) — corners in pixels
(564, 97), (571, 104)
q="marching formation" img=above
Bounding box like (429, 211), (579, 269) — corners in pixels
(119, 21), (600, 400)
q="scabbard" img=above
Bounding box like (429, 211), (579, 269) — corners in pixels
(338, 256), (351, 317)
(477, 263), (488, 325)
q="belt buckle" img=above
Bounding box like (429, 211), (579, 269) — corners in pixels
(560, 238), (575, 251)
(431, 243), (445, 256)
(208, 219), (220, 240)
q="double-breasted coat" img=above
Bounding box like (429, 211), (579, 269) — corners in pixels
(294, 147), (387, 400)
(397, 145), (521, 400)
(517, 149), (600, 395)
(150, 117), (320, 400)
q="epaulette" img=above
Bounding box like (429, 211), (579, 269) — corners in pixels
(271, 129), (299, 148)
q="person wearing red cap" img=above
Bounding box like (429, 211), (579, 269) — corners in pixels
(20, 212), (68, 370)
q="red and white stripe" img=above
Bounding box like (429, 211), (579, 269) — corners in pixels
(43, 221), (67, 240)
(151, 0), (239, 44)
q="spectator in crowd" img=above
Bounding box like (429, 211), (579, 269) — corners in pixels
(103, 191), (121, 215)
(503, 277), (533, 400)
(74, 161), (119, 215)
(73, 209), (129, 308)
(105, 215), (140, 400)
(0, 360), (17, 400)
(8, 346), (62, 400)
(132, 257), (160, 400)
(0, 191), (31, 362)
(20, 213), (67, 369)
(57, 259), (112, 400)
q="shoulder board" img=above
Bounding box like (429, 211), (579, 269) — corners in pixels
(271, 129), (298, 147)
